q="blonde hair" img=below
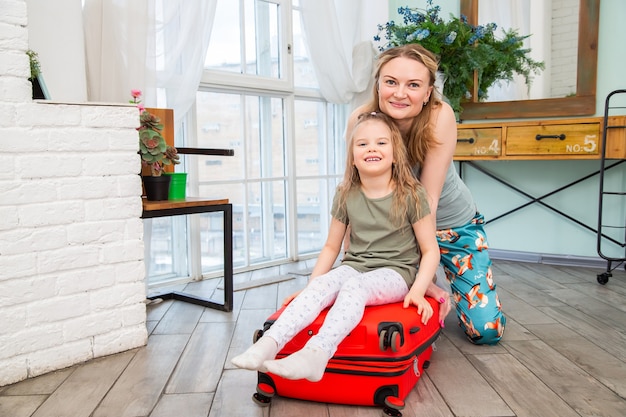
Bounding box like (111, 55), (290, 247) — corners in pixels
(363, 44), (442, 168)
(336, 112), (426, 227)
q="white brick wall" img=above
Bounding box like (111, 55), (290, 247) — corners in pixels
(551, 0), (579, 97)
(0, 0), (147, 387)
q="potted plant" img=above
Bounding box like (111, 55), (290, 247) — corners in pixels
(131, 90), (180, 200)
(374, 0), (545, 117)
(27, 49), (49, 99)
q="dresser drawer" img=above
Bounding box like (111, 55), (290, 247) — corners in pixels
(456, 127), (502, 157)
(506, 122), (600, 156)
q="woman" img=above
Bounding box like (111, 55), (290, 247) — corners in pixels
(348, 44), (505, 345)
(232, 112), (440, 381)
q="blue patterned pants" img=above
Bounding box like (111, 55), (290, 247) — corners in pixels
(437, 213), (505, 345)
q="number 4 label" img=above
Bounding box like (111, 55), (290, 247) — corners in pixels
(489, 139), (500, 154)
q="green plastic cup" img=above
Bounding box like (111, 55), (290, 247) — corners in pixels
(164, 172), (187, 200)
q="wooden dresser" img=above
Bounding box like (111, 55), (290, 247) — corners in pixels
(455, 116), (626, 160)
(452, 115), (626, 233)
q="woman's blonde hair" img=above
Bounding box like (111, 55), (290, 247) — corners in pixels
(363, 44), (442, 168)
(336, 111), (426, 227)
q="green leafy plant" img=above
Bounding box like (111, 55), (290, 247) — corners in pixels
(26, 49), (41, 79)
(131, 90), (180, 176)
(375, 1), (545, 115)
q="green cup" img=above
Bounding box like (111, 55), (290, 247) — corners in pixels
(163, 172), (187, 200)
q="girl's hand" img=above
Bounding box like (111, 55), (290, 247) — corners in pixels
(403, 293), (434, 324)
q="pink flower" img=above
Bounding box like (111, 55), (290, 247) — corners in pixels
(129, 89), (142, 104)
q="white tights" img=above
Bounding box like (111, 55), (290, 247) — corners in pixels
(264, 265), (409, 359)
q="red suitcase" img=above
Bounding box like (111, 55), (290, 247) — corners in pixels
(252, 297), (441, 416)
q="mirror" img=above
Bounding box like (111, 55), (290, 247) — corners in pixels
(459, 0), (599, 120)
(477, 1), (577, 103)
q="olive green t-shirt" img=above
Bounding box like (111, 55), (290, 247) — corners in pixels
(412, 162), (476, 229)
(331, 188), (430, 287)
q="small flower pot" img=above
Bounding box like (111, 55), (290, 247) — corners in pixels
(142, 175), (171, 201)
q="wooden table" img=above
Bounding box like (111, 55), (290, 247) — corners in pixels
(142, 197), (233, 312)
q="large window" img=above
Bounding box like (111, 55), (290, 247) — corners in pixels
(194, 91), (289, 268)
(293, 100), (346, 254)
(146, 0), (347, 284)
(205, 0), (282, 79)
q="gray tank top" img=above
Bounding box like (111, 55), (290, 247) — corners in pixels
(414, 162), (476, 229)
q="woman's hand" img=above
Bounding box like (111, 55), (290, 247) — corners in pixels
(425, 281), (452, 327)
(437, 292), (452, 327)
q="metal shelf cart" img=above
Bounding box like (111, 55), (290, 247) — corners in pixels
(596, 89), (626, 284)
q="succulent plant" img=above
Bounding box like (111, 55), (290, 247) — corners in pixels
(137, 110), (180, 176)
(139, 111), (163, 131)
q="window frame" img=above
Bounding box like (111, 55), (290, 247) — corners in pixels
(146, 0), (348, 285)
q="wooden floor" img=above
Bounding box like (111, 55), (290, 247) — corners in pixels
(2, 260), (626, 417)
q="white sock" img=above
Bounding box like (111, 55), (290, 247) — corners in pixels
(231, 336), (278, 371)
(263, 346), (329, 382)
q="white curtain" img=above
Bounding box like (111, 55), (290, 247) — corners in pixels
(299, 0), (378, 107)
(83, 0), (378, 113)
(83, 0), (217, 126)
(155, 1), (217, 126)
(83, 0), (151, 104)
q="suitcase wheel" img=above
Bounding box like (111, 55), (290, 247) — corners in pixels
(389, 330), (401, 352)
(253, 382), (275, 407)
(379, 329), (388, 351)
(379, 327), (402, 352)
(252, 329), (264, 343)
(383, 395), (404, 416)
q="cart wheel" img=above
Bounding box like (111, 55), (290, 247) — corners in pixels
(253, 329), (264, 343)
(389, 330), (401, 353)
(382, 396), (404, 416)
(252, 382), (274, 407)
(597, 272), (611, 285)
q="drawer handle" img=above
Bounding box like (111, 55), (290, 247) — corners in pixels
(457, 138), (475, 144)
(535, 134), (566, 141)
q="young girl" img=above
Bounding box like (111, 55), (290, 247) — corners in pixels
(231, 111), (440, 382)
(348, 44), (506, 345)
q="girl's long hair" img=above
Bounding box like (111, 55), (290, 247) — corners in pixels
(336, 112), (426, 227)
(363, 44), (442, 168)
